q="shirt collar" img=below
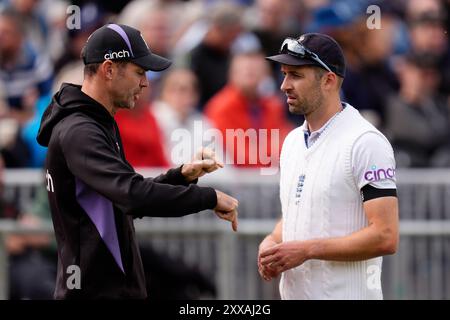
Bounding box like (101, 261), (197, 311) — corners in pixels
(302, 102), (347, 148)
(302, 102), (347, 135)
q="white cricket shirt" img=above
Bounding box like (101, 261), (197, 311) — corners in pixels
(279, 103), (396, 300)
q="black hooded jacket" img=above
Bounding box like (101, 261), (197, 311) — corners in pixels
(37, 83), (217, 299)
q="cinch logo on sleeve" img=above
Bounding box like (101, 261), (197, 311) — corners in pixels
(364, 165), (395, 182)
(104, 49), (130, 60)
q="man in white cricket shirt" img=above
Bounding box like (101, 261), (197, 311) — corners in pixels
(258, 33), (399, 300)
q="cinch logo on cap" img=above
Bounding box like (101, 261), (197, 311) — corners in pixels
(364, 165), (395, 182)
(104, 49), (130, 60)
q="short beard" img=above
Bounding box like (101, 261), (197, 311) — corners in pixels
(116, 99), (132, 109)
(289, 86), (324, 116)
(112, 94), (132, 110)
(112, 63), (133, 109)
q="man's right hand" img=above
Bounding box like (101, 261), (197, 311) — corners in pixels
(214, 190), (239, 232)
(258, 236), (279, 281)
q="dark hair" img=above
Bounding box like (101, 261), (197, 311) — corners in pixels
(313, 67), (343, 89)
(84, 63), (102, 77)
(82, 57), (129, 77)
(313, 67), (327, 81)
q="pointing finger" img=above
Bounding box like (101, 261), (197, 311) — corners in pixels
(232, 213), (238, 232)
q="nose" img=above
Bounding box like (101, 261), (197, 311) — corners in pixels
(280, 76), (291, 92)
(140, 74), (149, 88)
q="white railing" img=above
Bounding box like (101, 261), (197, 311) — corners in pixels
(1, 168), (450, 300)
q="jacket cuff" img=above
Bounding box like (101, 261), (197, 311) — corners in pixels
(165, 166), (197, 186)
(200, 187), (218, 209)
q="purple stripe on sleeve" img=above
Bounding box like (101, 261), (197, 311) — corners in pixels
(107, 24), (135, 57)
(76, 178), (124, 273)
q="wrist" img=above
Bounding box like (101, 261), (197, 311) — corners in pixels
(304, 239), (318, 260)
(181, 164), (195, 183)
(260, 234), (277, 249)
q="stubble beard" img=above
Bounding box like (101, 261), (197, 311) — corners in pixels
(288, 87), (324, 116)
(114, 98), (132, 110)
(113, 90), (137, 110)
(113, 68), (138, 110)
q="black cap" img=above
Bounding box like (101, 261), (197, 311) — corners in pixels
(81, 23), (172, 71)
(266, 33), (346, 78)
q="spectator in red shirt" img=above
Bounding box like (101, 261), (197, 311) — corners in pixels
(115, 85), (169, 168)
(205, 51), (292, 169)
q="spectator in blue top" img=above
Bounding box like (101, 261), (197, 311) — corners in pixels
(0, 8), (53, 119)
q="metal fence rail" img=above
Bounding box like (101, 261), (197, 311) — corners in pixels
(1, 169), (450, 299)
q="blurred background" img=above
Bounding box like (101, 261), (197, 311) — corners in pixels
(0, 0), (449, 300)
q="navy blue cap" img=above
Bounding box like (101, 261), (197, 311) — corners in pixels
(266, 33), (346, 78)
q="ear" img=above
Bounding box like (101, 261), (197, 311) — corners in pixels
(322, 72), (338, 91)
(100, 60), (114, 80)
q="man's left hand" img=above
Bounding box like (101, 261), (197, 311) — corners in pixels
(259, 241), (309, 275)
(181, 147), (224, 182)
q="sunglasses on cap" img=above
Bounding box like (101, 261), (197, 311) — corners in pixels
(280, 38), (333, 73)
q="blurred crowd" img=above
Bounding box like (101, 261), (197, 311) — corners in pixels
(0, 0), (449, 170)
(0, 0), (449, 299)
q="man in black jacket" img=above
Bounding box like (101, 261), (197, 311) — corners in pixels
(36, 24), (238, 299)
